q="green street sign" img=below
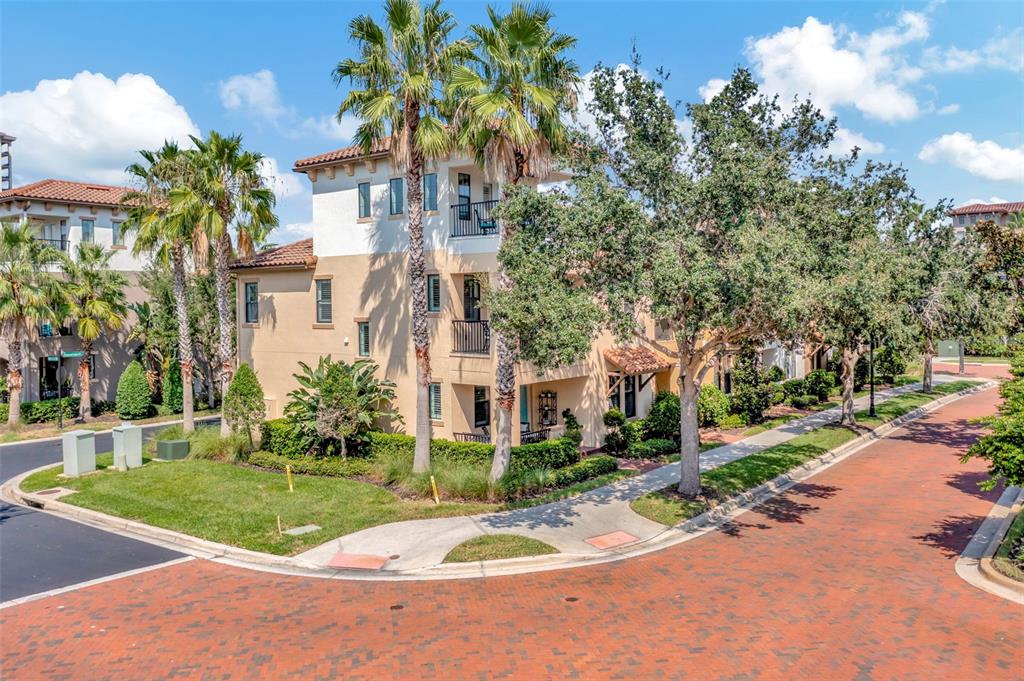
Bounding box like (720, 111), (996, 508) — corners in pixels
(47, 355), (59, 362)
(61, 350), (84, 358)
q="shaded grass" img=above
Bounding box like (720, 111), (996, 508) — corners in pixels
(992, 509), (1024, 583)
(631, 380), (980, 527)
(443, 534), (558, 563)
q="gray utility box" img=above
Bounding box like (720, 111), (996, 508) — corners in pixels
(62, 430), (96, 477)
(112, 423), (143, 471)
(156, 439), (190, 461)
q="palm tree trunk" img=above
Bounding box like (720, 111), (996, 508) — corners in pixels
(489, 331), (515, 482)
(78, 341), (92, 421)
(840, 347), (859, 427)
(212, 232), (235, 436)
(922, 336), (935, 393)
(677, 360), (701, 497)
(172, 245), (196, 433)
(6, 338), (23, 427)
(406, 139), (432, 474)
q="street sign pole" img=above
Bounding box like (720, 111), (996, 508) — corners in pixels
(57, 362), (64, 432)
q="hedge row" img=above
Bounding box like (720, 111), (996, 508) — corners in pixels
(550, 455), (618, 487)
(0, 397), (119, 424)
(260, 419), (581, 473)
(625, 438), (678, 459)
(247, 450), (374, 478)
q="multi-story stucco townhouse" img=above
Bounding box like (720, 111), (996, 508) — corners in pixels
(232, 142), (679, 448)
(0, 178), (150, 404)
(949, 201), (1023, 239)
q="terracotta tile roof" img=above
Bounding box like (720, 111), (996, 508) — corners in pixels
(604, 346), (674, 375)
(293, 139), (391, 170)
(0, 178), (131, 207)
(949, 202), (1024, 216)
(230, 238), (317, 270)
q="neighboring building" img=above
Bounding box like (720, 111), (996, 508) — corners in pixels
(0, 179), (150, 404)
(949, 201), (1023, 239)
(0, 133), (13, 191)
(233, 143), (668, 448)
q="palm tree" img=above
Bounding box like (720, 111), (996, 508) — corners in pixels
(0, 221), (61, 426)
(334, 0), (471, 473)
(123, 142), (201, 432)
(169, 132), (277, 435)
(58, 244), (128, 421)
(127, 301), (164, 393)
(450, 2), (580, 481)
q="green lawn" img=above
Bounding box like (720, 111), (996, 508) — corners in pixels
(22, 453), (498, 555)
(631, 380), (980, 527)
(961, 356), (1012, 364)
(443, 534), (558, 563)
(992, 510), (1024, 583)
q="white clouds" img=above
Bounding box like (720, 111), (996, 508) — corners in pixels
(698, 78), (728, 103)
(937, 103), (960, 115)
(258, 157), (305, 200)
(918, 133), (1024, 182)
(271, 221), (314, 244)
(218, 69), (359, 142)
(922, 27), (1024, 73)
(958, 196), (1009, 208)
(828, 127), (885, 156)
(743, 13), (928, 124)
(0, 71), (199, 185)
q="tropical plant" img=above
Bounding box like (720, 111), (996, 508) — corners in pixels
(163, 358), (184, 413)
(58, 243), (128, 421)
(451, 2), (581, 482)
(602, 407), (627, 453)
(127, 301), (164, 395)
(167, 131), (277, 435)
(0, 220), (61, 426)
(123, 142), (200, 432)
(223, 363), (265, 449)
(115, 361), (152, 419)
(334, 0), (472, 473)
(284, 356), (400, 455)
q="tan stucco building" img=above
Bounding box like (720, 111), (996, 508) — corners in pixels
(233, 143), (672, 448)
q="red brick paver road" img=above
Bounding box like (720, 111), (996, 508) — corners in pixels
(2, 380), (1021, 680)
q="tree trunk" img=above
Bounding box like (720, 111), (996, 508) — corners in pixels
(677, 363), (701, 498)
(489, 334), (515, 483)
(212, 232), (235, 436)
(922, 353), (934, 393)
(840, 348), (858, 427)
(6, 338), (23, 427)
(172, 246), (196, 433)
(78, 341), (92, 422)
(404, 116), (432, 474)
(958, 339), (965, 375)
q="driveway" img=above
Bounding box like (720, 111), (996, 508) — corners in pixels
(2, 387), (1019, 679)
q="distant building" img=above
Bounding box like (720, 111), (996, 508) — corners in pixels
(0, 133), (14, 191)
(948, 201), (1023, 238)
(0, 179), (151, 405)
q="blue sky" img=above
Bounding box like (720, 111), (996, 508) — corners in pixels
(2, 0), (1022, 242)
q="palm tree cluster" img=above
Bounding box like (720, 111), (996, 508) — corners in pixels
(335, 0), (580, 479)
(122, 133), (277, 433)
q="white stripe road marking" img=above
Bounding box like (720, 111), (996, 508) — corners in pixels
(0, 556), (195, 610)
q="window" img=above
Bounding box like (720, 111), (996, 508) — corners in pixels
(81, 219), (95, 244)
(112, 221), (124, 246)
(474, 386), (490, 427)
(457, 173), (471, 220)
(357, 321), (370, 357)
(463, 276), (481, 321)
(244, 282), (258, 324)
(427, 274), (441, 312)
(429, 383), (442, 421)
(958, 215), (965, 225)
(423, 173), (437, 212)
(624, 375), (636, 418)
(389, 178), (404, 215)
(358, 182), (370, 219)
(315, 279), (332, 324)
(609, 375), (620, 410)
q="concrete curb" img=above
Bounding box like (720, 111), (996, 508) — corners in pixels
(955, 485), (1024, 604)
(2, 380), (996, 582)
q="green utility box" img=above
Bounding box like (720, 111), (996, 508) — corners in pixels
(156, 439), (190, 461)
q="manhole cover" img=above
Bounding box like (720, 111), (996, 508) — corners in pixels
(390, 604), (404, 611)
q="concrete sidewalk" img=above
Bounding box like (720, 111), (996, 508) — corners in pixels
(298, 377), (965, 571)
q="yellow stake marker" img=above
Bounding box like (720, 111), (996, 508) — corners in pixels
(286, 464), (294, 492)
(430, 475), (440, 505)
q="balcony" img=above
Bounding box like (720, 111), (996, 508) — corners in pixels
(452, 320), (490, 354)
(453, 432), (491, 443)
(450, 199), (499, 238)
(35, 237), (68, 251)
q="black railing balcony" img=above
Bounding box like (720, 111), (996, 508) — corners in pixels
(453, 432), (491, 443)
(450, 199), (499, 237)
(452, 320), (490, 354)
(35, 237), (68, 251)
(520, 427), (551, 444)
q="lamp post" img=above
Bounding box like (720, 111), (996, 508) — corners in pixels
(868, 336), (876, 418)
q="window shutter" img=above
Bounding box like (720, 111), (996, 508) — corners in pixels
(316, 280), (332, 323)
(429, 383), (442, 421)
(428, 274), (441, 312)
(358, 322), (370, 356)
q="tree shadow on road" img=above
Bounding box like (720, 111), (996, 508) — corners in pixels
(914, 514), (984, 559)
(718, 483), (841, 538)
(943, 470), (1004, 503)
(885, 419), (982, 450)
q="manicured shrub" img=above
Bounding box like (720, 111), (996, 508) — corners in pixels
(248, 450), (374, 477)
(561, 408), (583, 445)
(7, 397), (79, 424)
(509, 437), (580, 473)
(782, 379), (805, 399)
(224, 364), (265, 448)
(874, 346), (907, 384)
(260, 418), (309, 458)
(645, 391), (680, 441)
(603, 408), (628, 453)
(626, 438), (678, 459)
(550, 455), (618, 487)
(116, 361), (152, 420)
(766, 365), (785, 383)
(790, 394), (820, 409)
(622, 420), (645, 445)
(498, 455), (618, 498)
(697, 385), (730, 427)
(770, 388), (785, 406)
(364, 431), (579, 473)
(162, 359), (183, 413)
(717, 413), (747, 429)
(90, 399), (117, 416)
(730, 348), (773, 424)
(805, 370), (835, 402)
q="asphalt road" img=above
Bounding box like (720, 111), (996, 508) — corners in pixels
(0, 419), (215, 603)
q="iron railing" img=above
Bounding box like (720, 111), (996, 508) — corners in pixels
(35, 237), (68, 251)
(450, 199), (499, 237)
(520, 427), (551, 444)
(452, 320), (490, 354)
(453, 432), (491, 443)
